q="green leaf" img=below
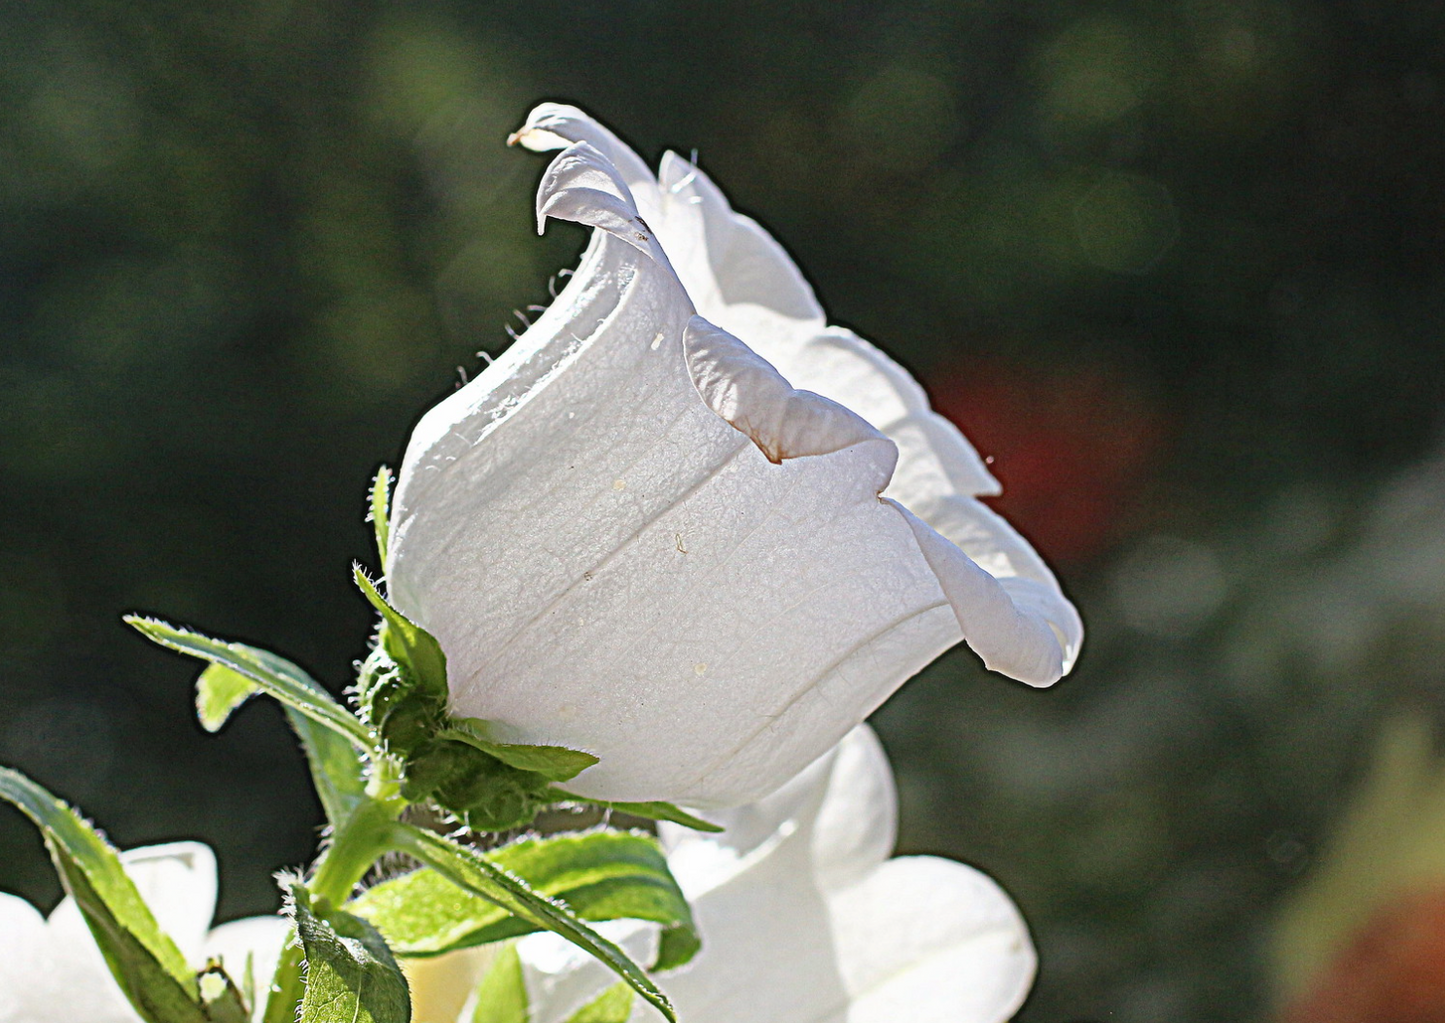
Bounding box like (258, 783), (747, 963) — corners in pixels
(470, 944), (529, 1023)
(550, 792), (723, 833)
(126, 616), (371, 749)
(351, 830), (698, 969)
(351, 829), (697, 970)
(388, 824), (676, 1022)
(286, 707), (367, 830)
(441, 719), (598, 782)
(0, 767), (208, 1023)
(653, 924), (702, 974)
(352, 567), (448, 699)
(370, 466), (393, 567)
(290, 883), (410, 1023)
(565, 984), (635, 1023)
(196, 664), (259, 732)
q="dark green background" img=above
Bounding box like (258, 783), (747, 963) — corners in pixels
(4, 2), (1444, 1020)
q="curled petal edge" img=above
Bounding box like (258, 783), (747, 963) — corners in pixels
(536, 141), (672, 269)
(890, 500), (1077, 686)
(682, 315), (891, 466)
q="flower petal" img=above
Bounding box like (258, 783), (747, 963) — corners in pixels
(640, 833), (846, 1023)
(643, 127), (1081, 679)
(659, 724), (898, 899)
(36, 898), (139, 1022)
(118, 841), (218, 962)
(520, 721), (1036, 1023)
(649, 152), (1003, 507)
(826, 856), (1036, 1023)
(656, 150), (824, 331)
(785, 328), (1001, 500)
(535, 141), (672, 269)
(682, 316), (886, 464)
(657, 732), (840, 897)
(809, 725), (898, 892)
(0, 893), (49, 1022)
(399, 946), (493, 1023)
(202, 914), (292, 998)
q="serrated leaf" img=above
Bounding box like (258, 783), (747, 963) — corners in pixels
(291, 883), (410, 1023)
(550, 792), (722, 833)
(470, 943), (529, 1023)
(565, 983), (634, 1023)
(370, 467), (393, 567)
(388, 824), (675, 1022)
(196, 664), (259, 732)
(352, 567), (448, 699)
(127, 616), (370, 749)
(351, 830), (697, 970)
(0, 767), (207, 1023)
(441, 719), (598, 782)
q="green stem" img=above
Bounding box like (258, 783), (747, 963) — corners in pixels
(307, 795), (406, 906)
(260, 940), (304, 1023)
(264, 773), (408, 1022)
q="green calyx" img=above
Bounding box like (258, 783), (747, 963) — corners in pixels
(354, 584), (598, 832)
(406, 737), (556, 833)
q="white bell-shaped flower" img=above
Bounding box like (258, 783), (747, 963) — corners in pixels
(510, 726), (1036, 1023)
(386, 105), (1081, 808)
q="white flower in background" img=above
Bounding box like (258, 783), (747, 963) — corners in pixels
(509, 725), (1035, 1023)
(386, 104), (1082, 808)
(0, 842), (288, 1023)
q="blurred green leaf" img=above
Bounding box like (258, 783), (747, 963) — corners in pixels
(470, 944), (528, 1023)
(565, 984), (634, 1023)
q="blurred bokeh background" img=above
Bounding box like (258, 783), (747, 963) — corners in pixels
(3, 1), (1444, 1020)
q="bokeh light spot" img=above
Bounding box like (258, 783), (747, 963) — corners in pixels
(1073, 171), (1180, 273)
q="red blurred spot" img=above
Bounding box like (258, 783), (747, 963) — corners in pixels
(1280, 888), (1445, 1023)
(929, 360), (1162, 565)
